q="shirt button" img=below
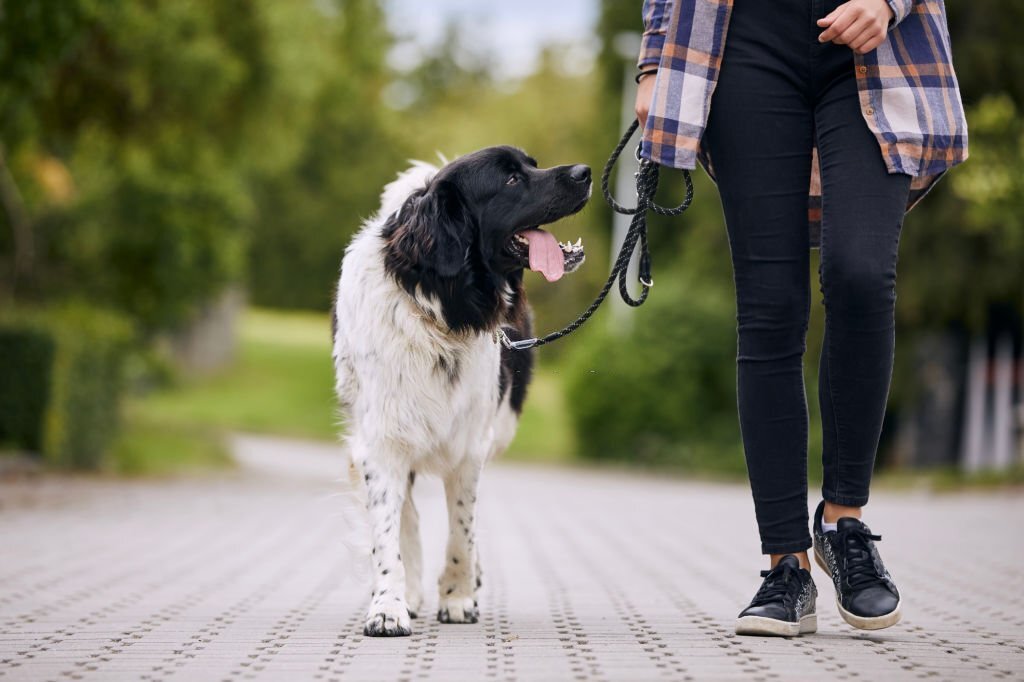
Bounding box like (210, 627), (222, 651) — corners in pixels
(858, 65), (867, 75)
(865, 107), (875, 115)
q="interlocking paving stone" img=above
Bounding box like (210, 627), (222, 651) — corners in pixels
(1, 435), (1022, 681)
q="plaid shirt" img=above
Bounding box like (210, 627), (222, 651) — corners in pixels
(639, 0), (969, 244)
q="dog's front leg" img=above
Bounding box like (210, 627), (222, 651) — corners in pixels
(437, 458), (483, 624)
(356, 451), (412, 637)
(400, 471), (423, 618)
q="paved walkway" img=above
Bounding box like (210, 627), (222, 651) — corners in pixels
(1, 436), (1022, 681)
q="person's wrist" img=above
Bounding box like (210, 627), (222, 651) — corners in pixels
(881, 0), (897, 27)
(635, 68), (658, 84)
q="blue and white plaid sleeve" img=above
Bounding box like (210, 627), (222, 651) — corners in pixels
(886, 0), (915, 26)
(638, 0), (674, 69)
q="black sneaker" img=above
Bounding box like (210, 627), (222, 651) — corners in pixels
(735, 555), (818, 636)
(813, 501), (902, 630)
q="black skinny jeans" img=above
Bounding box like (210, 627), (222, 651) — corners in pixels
(702, 0), (912, 554)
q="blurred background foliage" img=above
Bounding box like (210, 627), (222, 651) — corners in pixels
(0, 0), (1020, 478)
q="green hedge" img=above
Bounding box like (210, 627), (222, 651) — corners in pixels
(0, 305), (133, 469)
(563, 276), (747, 474)
(0, 328), (55, 453)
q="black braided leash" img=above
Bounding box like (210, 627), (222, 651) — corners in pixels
(497, 119), (694, 351)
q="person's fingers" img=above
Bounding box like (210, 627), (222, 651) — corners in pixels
(634, 75), (656, 129)
(848, 20), (881, 51)
(835, 16), (874, 46)
(636, 105), (648, 129)
(818, 8), (856, 43)
(635, 101), (648, 128)
(848, 29), (872, 52)
(853, 32), (886, 54)
(816, 4), (846, 28)
(635, 94), (649, 128)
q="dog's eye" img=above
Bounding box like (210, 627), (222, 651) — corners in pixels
(506, 174), (519, 186)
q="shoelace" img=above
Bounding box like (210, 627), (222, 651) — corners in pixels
(838, 525), (887, 591)
(749, 562), (801, 607)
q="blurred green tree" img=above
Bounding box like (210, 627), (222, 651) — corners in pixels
(946, 0), (1024, 108)
(894, 0), (1024, 337)
(564, 272), (744, 472)
(897, 95), (1024, 333)
(0, 0), (336, 332)
(247, 0), (408, 310)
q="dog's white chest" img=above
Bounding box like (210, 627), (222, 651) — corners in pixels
(333, 228), (502, 469)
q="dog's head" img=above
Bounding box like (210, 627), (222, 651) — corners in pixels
(388, 147), (590, 282)
(381, 147), (590, 333)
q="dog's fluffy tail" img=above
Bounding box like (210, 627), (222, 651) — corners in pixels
(334, 440), (372, 584)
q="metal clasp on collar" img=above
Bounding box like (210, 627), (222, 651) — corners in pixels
(496, 328), (539, 351)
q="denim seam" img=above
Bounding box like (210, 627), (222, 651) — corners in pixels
(812, 112), (846, 504)
(808, 0), (820, 102)
(800, 247), (811, 513)
(825, 250), (845, 503)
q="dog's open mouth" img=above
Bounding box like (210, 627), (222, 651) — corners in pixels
(504, 228), (585, 282)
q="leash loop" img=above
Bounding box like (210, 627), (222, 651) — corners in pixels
(497, 120), (692, 351)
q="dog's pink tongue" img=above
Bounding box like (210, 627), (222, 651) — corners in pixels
(522, 228), (564, 282)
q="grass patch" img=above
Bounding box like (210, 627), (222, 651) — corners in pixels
(505, 366), (577, 463)
(112, 308), (1018, 484)
(134, 308), (338, 441)
(109, 414), (231, 476)
(113, 308), (336, 475)
(116, 307), (579, 472)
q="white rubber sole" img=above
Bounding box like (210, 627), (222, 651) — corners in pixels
(735, 613), (817, 637)
(814, 548), (903, 630)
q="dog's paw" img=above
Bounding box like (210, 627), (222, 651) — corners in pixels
(363, 602), (412, 637)
(437, 595), (479, 624)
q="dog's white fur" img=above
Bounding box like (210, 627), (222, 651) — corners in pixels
(332, 162), (521, 635)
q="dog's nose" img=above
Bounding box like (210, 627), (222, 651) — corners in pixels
(569, 165), (591, 183)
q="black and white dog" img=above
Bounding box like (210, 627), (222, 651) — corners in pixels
(332, 147), (590, 636)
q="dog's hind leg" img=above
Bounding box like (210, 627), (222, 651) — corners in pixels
(353, 443), (413, 637)
(437, 458), (483, 624)
(400, 471), (423, 618)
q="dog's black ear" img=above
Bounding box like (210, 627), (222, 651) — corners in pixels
(397, 180), (473, 278)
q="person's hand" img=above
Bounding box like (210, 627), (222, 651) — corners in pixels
(635, 71), (657, 129)
(817, 0), (895, 55)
